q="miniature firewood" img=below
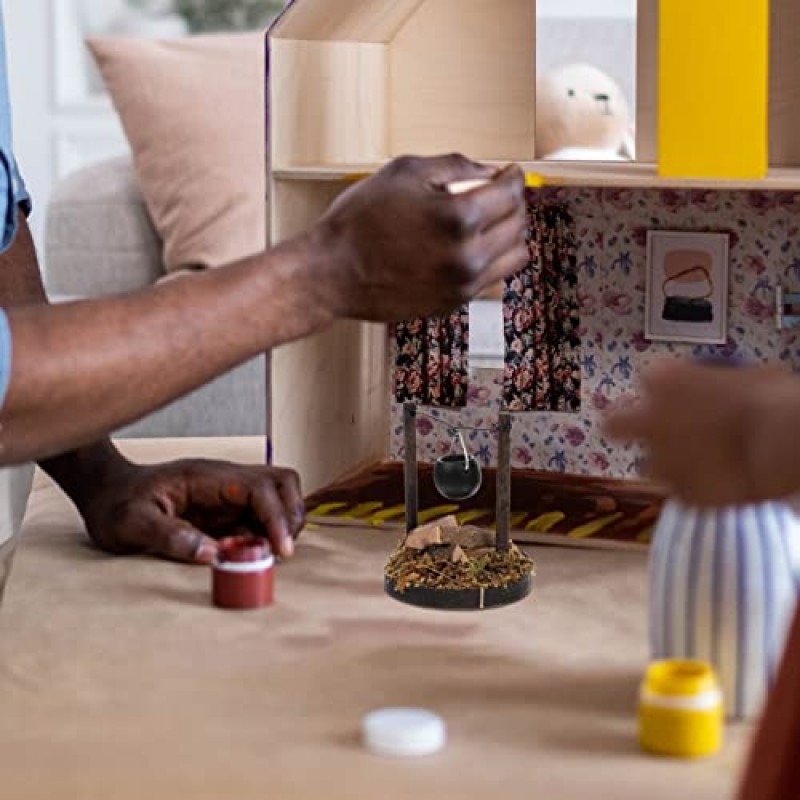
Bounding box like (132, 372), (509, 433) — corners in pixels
(404, 526), (442, 550)
(450, 545), (469, 564)
(404, 515), (459, 550)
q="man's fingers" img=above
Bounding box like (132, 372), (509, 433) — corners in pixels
(466, 206), (527, 284)
(603, 405), (653, 443)
(450, 164), (525, 235)
(249, 482), (294, 559)
(421, 153), (498, 185)
(271, 468), (305, 537)
(473, 241), (530, 294)
(137, 510), (219, 565)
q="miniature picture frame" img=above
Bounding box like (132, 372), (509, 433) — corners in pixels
(645, 231), (730, 345)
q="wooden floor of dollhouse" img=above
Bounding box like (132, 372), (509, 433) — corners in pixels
(305, 463), (663, 551)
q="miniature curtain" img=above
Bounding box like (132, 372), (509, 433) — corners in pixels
(503, 201), (581, 412)
(394, 307), (469, 407)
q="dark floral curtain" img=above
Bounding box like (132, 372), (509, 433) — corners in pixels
(503, 201), (581, 412)
(394, 307), (469, 407)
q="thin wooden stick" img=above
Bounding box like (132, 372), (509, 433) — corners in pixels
(403, 403), (418, 533)
(496, 412), (512, 553)
(736, 606), (800, 800)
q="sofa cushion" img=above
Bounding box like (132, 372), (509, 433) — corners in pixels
(87, 33), (266, 275)
(45, 157), (164, 298)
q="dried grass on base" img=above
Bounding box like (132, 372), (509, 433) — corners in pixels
(385, 542), (535, 594)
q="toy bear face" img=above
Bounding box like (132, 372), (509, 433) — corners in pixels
(535, 62), (631, 159)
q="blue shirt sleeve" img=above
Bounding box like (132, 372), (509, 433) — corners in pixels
(0, 4), (30, 256)
(0, 309), (11, 410)
(0, 6), (30, 412)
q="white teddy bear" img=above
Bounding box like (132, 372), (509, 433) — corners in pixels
(536, 63), (634, 161)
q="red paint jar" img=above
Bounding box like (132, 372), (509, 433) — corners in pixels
(212, 535), (275, 610)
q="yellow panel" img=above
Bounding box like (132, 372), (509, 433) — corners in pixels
(659, 0), (768, 179)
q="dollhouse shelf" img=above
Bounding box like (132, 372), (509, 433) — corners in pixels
(273, 163), (800, 191)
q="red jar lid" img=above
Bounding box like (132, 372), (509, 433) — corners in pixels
(217, 534), (271, 564)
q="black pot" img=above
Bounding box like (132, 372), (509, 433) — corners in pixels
(433, 454), (482, 501)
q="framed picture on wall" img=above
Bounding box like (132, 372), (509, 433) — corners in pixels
(645, 230), (730, 344)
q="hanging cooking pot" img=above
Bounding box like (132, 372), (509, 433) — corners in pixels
(433, 430), (482, 501)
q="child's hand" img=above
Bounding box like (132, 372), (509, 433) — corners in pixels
(604, 360), (800, 507)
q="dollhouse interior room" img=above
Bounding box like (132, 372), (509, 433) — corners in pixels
(266, 0), (800, 548)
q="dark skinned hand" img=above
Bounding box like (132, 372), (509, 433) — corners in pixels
(80, 459), (304, 564)
(314, 154), (529, 321)
(604, 359), (800, 507)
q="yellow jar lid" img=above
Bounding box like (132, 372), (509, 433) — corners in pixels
(643, 660), (719, 698)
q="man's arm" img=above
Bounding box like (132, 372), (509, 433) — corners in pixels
(0, 156), (527, 465)
(0, 203), (306, 559)
(1, 221), (329, 463)
(0, 204), (133, 506)
(0, 210), (306, 561)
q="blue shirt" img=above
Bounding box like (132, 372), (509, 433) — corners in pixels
(0, 3), (30, 410)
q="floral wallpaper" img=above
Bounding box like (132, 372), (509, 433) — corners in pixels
(390, 187), (800, 479)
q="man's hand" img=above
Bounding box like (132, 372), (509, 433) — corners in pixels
(80, 459), (304, 564)
(604, 360), (800, 507)
(313, 154), (528, 321)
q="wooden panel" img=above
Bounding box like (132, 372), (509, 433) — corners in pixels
(268, 179), (343, 246)
(270, 321), (389, 496)
(659, 0), (768, 179)
(273, 0), (424, 43)
(770, 0), (800, 167)
(270, 39), (388, 168)
(636, 0), (657, 163)
(267, 179), (390, 494)
(389, 0), (536, 161)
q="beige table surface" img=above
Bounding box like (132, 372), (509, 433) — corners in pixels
(0, 438), (750, 800)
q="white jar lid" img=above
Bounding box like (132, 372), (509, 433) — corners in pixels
(362, 708), (447, 758)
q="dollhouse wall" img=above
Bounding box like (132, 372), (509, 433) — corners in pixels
(390, 187), (800, 478)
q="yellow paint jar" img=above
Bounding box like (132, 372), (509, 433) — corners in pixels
(639, 660), (723, 758)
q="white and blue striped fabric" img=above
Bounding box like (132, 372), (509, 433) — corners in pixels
(650, 501), (800, 721)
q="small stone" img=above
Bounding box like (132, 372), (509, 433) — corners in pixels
(446, 525), (496, 550)
(594, 495), (618, 513)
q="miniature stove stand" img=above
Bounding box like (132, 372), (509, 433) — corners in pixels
(403, 403), (419, 532)
(495, 411), (512, 553)
(402, 403), (513, 542)
(389, 403), (531, 611)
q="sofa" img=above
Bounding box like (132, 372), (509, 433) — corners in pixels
(44, 157), (267, 438)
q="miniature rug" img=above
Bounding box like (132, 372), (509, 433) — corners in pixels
(305, 463), (663, 551)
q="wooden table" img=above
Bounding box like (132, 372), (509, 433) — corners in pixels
(0, 438), (749, 799)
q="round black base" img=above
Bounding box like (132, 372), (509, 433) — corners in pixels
(384, 572), (533, 611)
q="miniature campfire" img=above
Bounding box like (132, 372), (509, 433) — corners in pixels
(384, 407), (534, 610)
(384, 515), (535, 610)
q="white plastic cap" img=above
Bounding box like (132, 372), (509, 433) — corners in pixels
(362, 708), (447, 758)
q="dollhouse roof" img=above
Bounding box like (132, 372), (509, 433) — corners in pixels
(272, 0), (431, 43)
(269, 0), (537, 164)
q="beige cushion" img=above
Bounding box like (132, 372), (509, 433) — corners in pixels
(88, 33), (266, 273)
